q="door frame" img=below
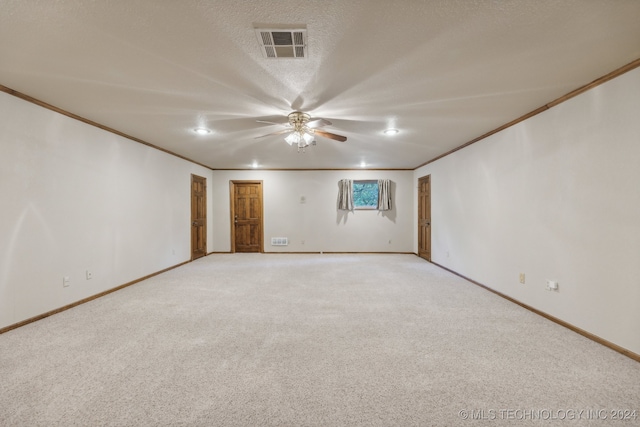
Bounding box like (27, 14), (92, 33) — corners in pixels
(418, 174), (431, 262)
(191, 174), (207, 261)
(229, 180), (264, 253)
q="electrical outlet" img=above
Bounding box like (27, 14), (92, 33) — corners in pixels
(63, 276), (70, 287)
(86, 270), (92, 280)
(546, 280), (559, 292)
(519, 273), (525, 284)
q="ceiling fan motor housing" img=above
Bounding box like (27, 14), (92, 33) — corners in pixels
(288, 111), (310, 129)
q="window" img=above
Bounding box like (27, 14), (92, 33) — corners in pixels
(337, 179), (391, 211)
(353, 180), (378, 209)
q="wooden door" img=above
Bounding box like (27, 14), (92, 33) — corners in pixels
(231, 181), (263, 253)
(191, 174), (207, 260)
(418, 175), (431, 261)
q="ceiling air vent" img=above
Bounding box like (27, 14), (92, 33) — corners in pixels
(255, 28), (307, 59)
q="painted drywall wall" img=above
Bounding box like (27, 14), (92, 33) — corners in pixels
(0, 92), (213, 329)
(211, 170), (413, 253)
(414, 67), (640, 355)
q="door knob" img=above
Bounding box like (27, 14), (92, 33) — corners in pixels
(192, 221), (198, 226)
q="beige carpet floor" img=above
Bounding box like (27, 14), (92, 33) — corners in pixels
(1, 254), (639, 426)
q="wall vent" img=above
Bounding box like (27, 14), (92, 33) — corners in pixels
(271, 237), (289, 246)
(255, 28), (307, 59)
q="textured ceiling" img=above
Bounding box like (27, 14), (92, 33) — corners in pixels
(1, 0), (640, 169)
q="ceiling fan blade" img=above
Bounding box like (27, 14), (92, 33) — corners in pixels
(256, 120), (287, 126)
(307, 118), (332, 128)
(254, 129), (293, 139)
(313, 129), (347, 142)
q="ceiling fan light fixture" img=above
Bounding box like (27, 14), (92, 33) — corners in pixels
(302, 132), (314, 144)
(384, 128), (399, 136)
(283, 112), (315, 152)
(284, 132), (299, 146)
(285, 131), (312, 152)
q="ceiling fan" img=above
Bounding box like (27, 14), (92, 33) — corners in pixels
(255, 111), (347, 151)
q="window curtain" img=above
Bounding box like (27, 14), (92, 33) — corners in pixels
(377, 179), (392, 211)
(337, 179), (353, 210)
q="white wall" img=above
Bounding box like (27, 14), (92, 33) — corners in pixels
(211, 170), (413, 253)
(414, 67), (640, 355)
(0, 92), (213, 329)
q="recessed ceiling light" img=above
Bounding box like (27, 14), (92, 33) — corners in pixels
(384, 128), (399, 136)
(194, 127), (211, 135)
